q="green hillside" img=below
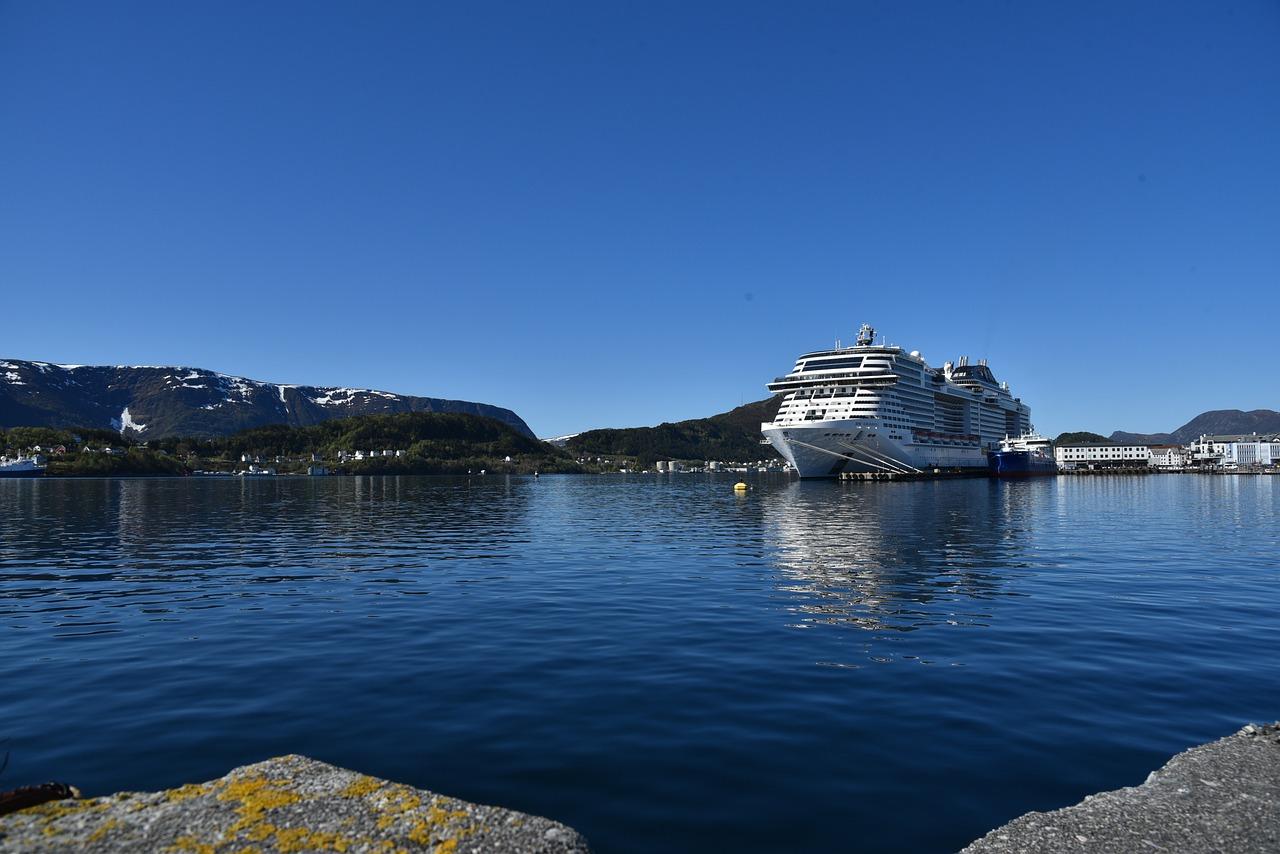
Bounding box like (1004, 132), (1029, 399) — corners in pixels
(154, 412), (577, 474)
(1054, 431), (1113, 445)
(567, 397), (783, 465)
(4, 412), (579, 476)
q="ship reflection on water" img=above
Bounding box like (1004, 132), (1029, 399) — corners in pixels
(760, 478), (1044, 635)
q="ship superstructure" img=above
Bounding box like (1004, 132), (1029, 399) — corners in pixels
(761, 324), (1031, 477)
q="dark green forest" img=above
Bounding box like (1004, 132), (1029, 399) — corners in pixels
(567, 397), (783, 466)
(1053, 431), (1114, 445)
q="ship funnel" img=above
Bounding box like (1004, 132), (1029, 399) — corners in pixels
(855, 323), (875, 346)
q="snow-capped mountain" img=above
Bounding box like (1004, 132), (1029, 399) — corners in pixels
(0, 359), (534, 439)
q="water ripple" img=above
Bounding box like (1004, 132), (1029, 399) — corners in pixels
(1, 474), (1277, 853)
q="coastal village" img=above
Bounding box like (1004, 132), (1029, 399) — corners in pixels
(3, 431), (1278, 477)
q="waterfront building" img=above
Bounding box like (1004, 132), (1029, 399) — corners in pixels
(1148, 445), (1188, 469)
(1054, 444), (1152, 470)
(1189, 434), (1280, 469)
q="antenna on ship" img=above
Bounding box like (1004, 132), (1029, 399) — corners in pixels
(855, 323), (875, 347)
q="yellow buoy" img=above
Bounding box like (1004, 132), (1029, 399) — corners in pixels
(734, 480), (748, 491)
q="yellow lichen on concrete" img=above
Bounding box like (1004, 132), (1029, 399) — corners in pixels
(273, 826), (356, 853)
(166, 782), (214, 804)
(374, 784), (425, 831)
(86, 817), (121, 843)
(340, 774), (385, 799)
(22, 797), (100, 820)
(220, 775), (301, 835)
(169, 835), (217, 854)
(0, 755), (588, 853)
(203, 774), (307, 849)
(405, 801), (473, 848)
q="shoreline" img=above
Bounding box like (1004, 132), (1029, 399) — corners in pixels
(2, 469), (1276, 481)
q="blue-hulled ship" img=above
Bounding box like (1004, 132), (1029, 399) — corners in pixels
(0, 455), (46, 478)
(987, 433), (1058, 477)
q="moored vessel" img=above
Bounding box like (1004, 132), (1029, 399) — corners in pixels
(760, 324), (1033, 478)
(987, 433), (1058, 477)
(0, 456), (47, 478)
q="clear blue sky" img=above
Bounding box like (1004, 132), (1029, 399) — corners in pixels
(2, 2), (1277, 438)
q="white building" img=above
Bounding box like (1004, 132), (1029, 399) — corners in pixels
(1054, 444), (1152, 469)
(1190, 434), (1280, 468)
(1148, 445), (1188, 469)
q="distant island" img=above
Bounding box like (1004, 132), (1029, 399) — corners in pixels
(0, 359), (533, 439)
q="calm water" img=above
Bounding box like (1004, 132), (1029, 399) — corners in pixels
(2, 474), (1277, 851)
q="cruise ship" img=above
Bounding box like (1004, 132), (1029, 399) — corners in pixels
(761, 324), (1031, 478)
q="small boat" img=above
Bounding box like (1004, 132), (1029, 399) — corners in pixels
(988, 433), (1058, 477)
(0, 456), (47, 478)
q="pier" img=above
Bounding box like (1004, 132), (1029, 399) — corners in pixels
(963, 723), (1280, 853)
(0, 755), (590, 853)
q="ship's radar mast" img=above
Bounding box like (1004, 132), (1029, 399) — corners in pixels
(855, 323), (875, 347)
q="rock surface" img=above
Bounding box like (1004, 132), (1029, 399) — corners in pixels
(963, 722), (1280, 853)
(0, 754), (590, 853)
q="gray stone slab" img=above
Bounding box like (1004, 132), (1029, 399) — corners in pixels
(963, 722), (1280, 853)
(0, 754), (590, 853)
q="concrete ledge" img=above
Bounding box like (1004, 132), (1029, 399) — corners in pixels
(0, 754), (590, 853)
(963, 722), (1280, 853)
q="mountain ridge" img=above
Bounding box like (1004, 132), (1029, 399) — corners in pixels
(0, 358), (534, 439)
(1109, 409), (1280, 445)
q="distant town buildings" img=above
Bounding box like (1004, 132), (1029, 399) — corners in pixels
(1055, 433), (1280, 471)
(1189, 434), (1280, 469)
(338, 449), (407, 461)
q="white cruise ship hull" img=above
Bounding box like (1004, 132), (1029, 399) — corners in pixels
(762, 420), (988, 478)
